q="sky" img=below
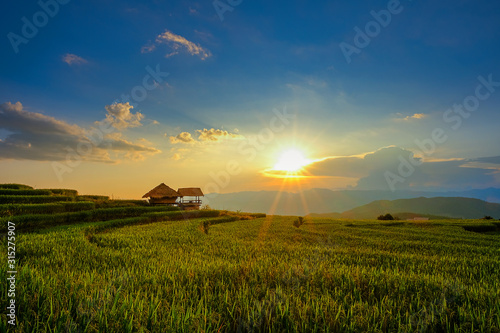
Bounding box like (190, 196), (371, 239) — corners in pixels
(1, 0), (500, 198)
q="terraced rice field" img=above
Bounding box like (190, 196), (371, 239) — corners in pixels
(1, 214), (499, 332)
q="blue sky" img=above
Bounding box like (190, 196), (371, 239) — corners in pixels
(1, 0), (500, 197)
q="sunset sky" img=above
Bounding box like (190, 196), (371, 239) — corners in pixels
(1, 0), (500, 198)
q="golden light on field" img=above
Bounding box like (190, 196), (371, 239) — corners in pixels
(273, 149), (311, 172)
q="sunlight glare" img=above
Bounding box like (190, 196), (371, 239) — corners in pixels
(273, 149), (311, 172)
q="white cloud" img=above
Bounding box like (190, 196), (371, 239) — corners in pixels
(62, 53), (88, 66)
(169, 132), (195, 144)
(394, 113), (428, 121)
(169, 128), (242, 144)
(103, 103), (144, 129)
(196, 128), (242, 142)
(141, 44), (156, 54)
(151, 30), (211, 60)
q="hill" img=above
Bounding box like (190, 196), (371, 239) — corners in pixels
(206, 188), (500, 216)
(340, 197), (500, 219)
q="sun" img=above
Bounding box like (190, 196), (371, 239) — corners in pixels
(273, 149), (311, 172)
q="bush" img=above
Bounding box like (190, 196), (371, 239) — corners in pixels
(46, 189), (79, 196)
(0, 201), (95, 216)
(0, 195), (74, 204)
(294, 216), (305, 228)
(0, 189), (52, 196)
(481, 216), (494, 220)
(76, 195), (110, 202)
(463, 225), (498, 233)
(0, 206), (177, 231)
(94, 199), (150, 208)
(0, 203), (64, 216)
(61, 201), (95, 212)
(0, 184), (33, 190)
(377, 213), (395, 221)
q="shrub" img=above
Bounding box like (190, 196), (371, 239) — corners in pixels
(0, 201), (96, 216)
(294, 216), (305, 228)
(76, 195), (110, 202)
(0, 195), (74, 204)
(377, 213), (395, 221)
(46, 189), (79, 196)
(0, 189), (52, 196)
(481, 216), (494, 220)
(0, 184), (33, 190)
(0, 206), (177, 231)
(62, 201), (95, 212)
(95, 200), (150, 208)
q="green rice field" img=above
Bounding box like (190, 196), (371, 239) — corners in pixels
(1, 214), (500, 332)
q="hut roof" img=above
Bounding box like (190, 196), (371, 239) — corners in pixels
(178, 188), (204, 197)
(142, 183), (180, 198)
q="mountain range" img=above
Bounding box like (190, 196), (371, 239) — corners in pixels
(205, 188), (500, 218)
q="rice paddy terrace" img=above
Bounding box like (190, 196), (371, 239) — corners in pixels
(1, 184), (499, 332)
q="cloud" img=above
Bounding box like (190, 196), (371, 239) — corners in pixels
(0, 102), (159, 162)
(151, 30), (211, 60)
(141, 44), (156, 54)
(394, 113), (428, 121)
(281, 146), (499, 191)
(169, 132), (195, 144)
(196, 128), (242, 142)
(103, 103), (144, 129)
(62, 53), (88, 66)
(169, 128), (242, 144)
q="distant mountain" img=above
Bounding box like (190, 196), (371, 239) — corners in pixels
(340, 197), (500, 220)
(205, 188), (500, 216)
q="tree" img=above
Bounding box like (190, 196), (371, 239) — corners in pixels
(377, 213), (395, 221)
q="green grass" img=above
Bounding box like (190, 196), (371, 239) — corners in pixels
(1, 217), (499, 332)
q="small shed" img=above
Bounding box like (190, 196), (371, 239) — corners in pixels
(178, 188), (204, 210)
(142, 183), (180, 206)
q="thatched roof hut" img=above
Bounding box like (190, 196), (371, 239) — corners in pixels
(178, 187), (204, 210)
(142, 183), (204, 208)
(142, 183), (180, 205)
(178, 188), (204, 197)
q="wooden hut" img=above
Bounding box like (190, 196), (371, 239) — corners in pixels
(177, 188), (204, 210)
(142, 183), (180, 206)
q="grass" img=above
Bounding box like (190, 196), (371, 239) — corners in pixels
(1, 217), (499, 332)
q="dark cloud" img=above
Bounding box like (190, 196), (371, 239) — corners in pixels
(303, 146), (499, 191)
(0, 102), (160, 162)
